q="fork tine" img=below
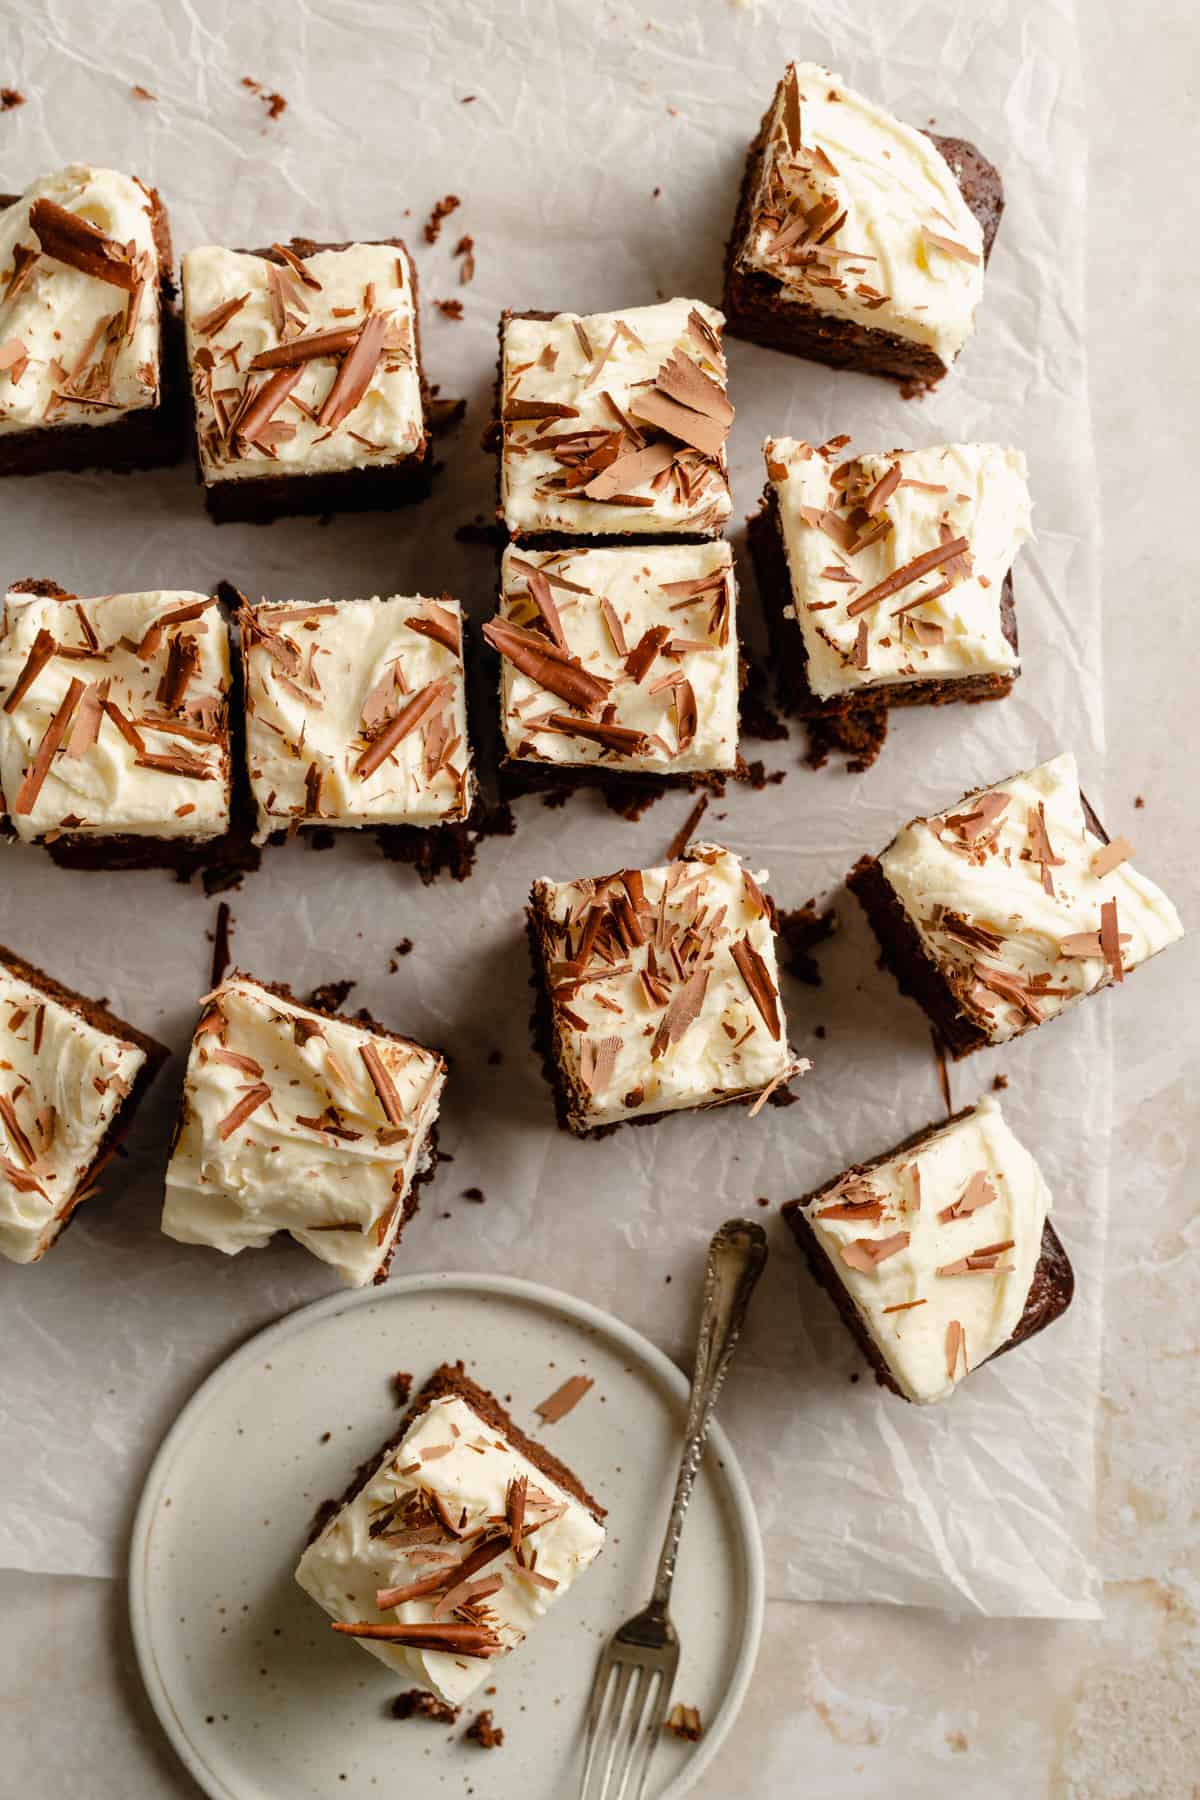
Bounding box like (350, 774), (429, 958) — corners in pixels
(609, 1665), (655, 1800)
(614, 1667), (663, 1800)
(582, 1657), (634, 1800)
(628, 1672), (670, 1800)
(579, 1657), (617, 1800)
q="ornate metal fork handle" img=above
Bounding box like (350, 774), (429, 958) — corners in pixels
(649, 1217), (769, 1616)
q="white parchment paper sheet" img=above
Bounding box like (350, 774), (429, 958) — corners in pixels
(0, 0), (1109, 1617)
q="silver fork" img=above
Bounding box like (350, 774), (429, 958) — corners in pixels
(580, 1217), (769, 1800)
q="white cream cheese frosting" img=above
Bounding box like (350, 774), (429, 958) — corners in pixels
(242, 595), (473, 842)
(0, 963), (147, 1264)
(494, 543), (738, 773)
(182, 243), (424, 482)
(500, 299), (733, 538)
(0, 165), (162, 436)
(879, 752), (1184, 1044)
(295, 1390), (606, 1706)
(764, 436), (1030, 698)
(0, 587), (231, 841)
(796, 1097), (1053, 1404)
(532, 843), (807, 1129)
(162, 975), (446, 1286)
(737, 63), (986, 365)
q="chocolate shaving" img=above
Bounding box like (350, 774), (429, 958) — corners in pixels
(729, 936), (781, 1039)
(250, 325), (361, 370)
(845, 537), (970, 617)
(63, 680), (106, 758)
(483, 619), (610, 716)
(938, 1171), (996, 1223)
(0, 1094), (36, 1167)
(839, 1231), (909, 1272)
(674, 678), (697, 752)
(359, 1043), (406, 1126)
(1099, 898), (1124, 984)
(651, 965), (709, 1059)
(1091, 835), (1133, 878)
(624, 625), (670, 684)
(319, 312), (387, 429)
(583, 440), (676, 501)
(331, 1622), (501, 1656)
(13, 677), (84, 813)
(216, 1083), (272, 1140)
(540, 713), (651, 756)
(863, 462), (901, 515)
(192, 293), (251, 337)
(3, 629), (58, 714)
(356, 676), (456, 777)
(525, 568), (568, 650)
(29, 198), (139, 291)
(534, 1373), (594, 1424)
(404, 600), (461, 656)
(944, 1320), (966, 1381)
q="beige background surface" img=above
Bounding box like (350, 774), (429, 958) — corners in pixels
(1, 4), (1197, 1795)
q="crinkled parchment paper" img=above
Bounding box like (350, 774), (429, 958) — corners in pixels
(0, 0), (1102, 1616)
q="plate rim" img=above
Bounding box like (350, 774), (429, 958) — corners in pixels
(128, 1269), (766, 1800)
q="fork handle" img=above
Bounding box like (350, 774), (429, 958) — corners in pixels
(649, 1217), (768, 1612)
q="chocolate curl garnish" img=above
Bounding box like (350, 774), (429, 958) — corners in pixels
(0, 1094), (37, 1166)
(359, 1043), (405, 1126)
(650, 966), (709, 1060)
(525, 568), (568, 650)
(782, 65), (803, 151)
(838, 1231), (909, 1273)
(539, 713), (652, 756)
(3, 628), (58, 714)
(863, 462), (901, 516)
(330, 1621), (502, 1656)
(29, 198), (139, 291)
(845, 537), (970, 618)
(319, 312), (387, 429)
(234, 366), (304, 447)
(729, 937), (781, 1040)
(944, 1320), (966, 1381)
(583, 440), (676, 502)
(1099, 898), (1124, 984)
(624, 625), (669, 684)
(156, 634), (201, 711)
(404, 600), (461, 656)
(674, 678), (697, 752)
(249, 325), (362, 370)
(13, 677), (84, 813)
(136, 599), (212, 658)
(504, 398), (580, 421)
(506, 1475), (527, 1555)
(483, 619), (610, 716)
(1091, 835), (1134, 878)
(355, 675), (455, 778)
(216, 1083), (272, 1140)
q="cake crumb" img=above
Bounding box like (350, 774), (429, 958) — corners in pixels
(778, 901), (836, 988)
(131, 84), (156, 101)
(391, 1690), (459, 1724)
(424, 193), (461, 244)
(992, 1073), (1008, 1091)
(391, 1371), (412, 1406)
(464, 1709), (504, 1748)
(435, 298), (464, 320)
(307, 979), (356, 1013)
(665, 1702), (703, 1741)
(388, 939), (414, 971)
(1134, 794), (1145, 809)
(1, 88), (25, 110)
(461, 1186), (485, 1203)
(453, 234), (475, 284)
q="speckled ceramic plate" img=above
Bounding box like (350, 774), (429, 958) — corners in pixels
(129, 1273), (764, 1800)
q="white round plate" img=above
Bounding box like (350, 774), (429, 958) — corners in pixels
(130, 1272), (764, 1800)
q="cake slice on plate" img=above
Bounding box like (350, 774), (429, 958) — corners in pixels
(296, 1363), (606, 1706)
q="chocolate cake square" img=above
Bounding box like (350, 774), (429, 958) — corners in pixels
(161, 973), (446, 1285)
(0, 945), (167, 1263)
(528, 842), (807, 1135)
(782, 1096), (1073, 1403)
(488, 542), (739, 783)
(240, 593), (473, 842)
(182, 237), (430, 523)
(848, 752), (1185, 1057)
(296, 1362), (606, 1706)
(723, 63), (1003, 390)
(0, 580), (233, 857)
(750, 436), (1028, 722)
(0, 164), (185, 475)
(493, 300), (732, 543)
